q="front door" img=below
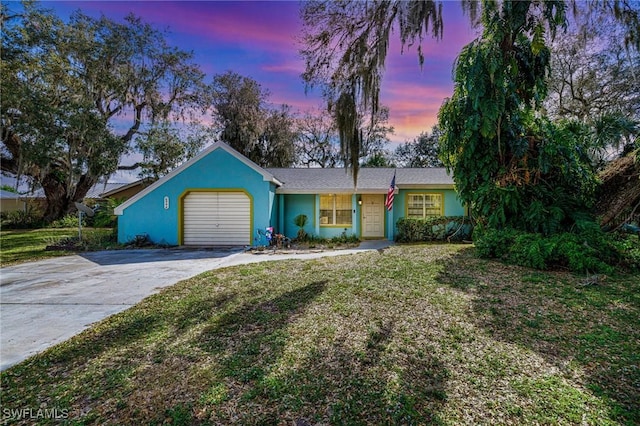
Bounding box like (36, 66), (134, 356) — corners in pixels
(361, 195), (385, 238)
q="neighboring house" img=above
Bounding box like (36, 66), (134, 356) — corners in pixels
(0, 189), (26, 214)
(114, 142), (466, 246)
(20, 182), (145, 207)
(99, 179), (152, 201)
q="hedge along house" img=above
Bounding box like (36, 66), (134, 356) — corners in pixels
(114, 142), (466, 246)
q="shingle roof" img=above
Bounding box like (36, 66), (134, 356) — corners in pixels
(266, 168), (454, 193)
(21, 182), (133, 199)
(0, 189), (21, 199)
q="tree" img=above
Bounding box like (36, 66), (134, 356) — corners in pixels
(300, 0), (639, 187)
(295, 108), (341, 168)
(546, 12), (640, 122)
(136, 122), (210, 180)
(361, 151), (395, 168)
(1, 2), (208, 221)
(545, 6), (639, 167)
(301, 0), (443, 182)
(394, 127), (443, 167)
(260, 105), (297, 168)
(210, 71), (297, 167)
(357, 106), (395, 165)
(437, 1), (608, 233)
(294, 104), (393, 168)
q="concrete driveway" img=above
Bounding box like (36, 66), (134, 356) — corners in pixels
(0, 241), (391, 371)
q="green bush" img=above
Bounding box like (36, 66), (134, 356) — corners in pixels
(613, 233), (640, 271)
(1, 205), (44, 229)
(395, 216), (473, 243)
(329, 233), (359, 245)
(48, 213), (85, 228)
(475, 224), (622, 274)
(474, 227), (519, 258)
(93, 198), (124, 228)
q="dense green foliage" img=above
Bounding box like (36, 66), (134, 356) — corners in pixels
(395, 217), (473, 243)
(394, 128), (444, 168)
(1, 2), (208, 221)
(47, 213), (85, 229)
(437, 1), (600, 234)
(474, 224), (639, 273)
(92, 198), (124, 228)
(210, 71), (297, 168)
(0, 204), (44, 229)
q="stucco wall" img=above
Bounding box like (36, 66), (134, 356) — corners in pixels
(117, 148), (276, 245)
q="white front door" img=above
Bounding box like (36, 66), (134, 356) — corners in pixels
(361, 195), (385, 238)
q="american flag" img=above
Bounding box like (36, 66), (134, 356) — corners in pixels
(385, 172), (396, 211)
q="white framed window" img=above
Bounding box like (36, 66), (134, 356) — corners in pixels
(319, 194), (352, 225)
(406, 193), (443, 218)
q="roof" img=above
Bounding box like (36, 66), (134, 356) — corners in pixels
(114, 142), (282, 215)
(267, 168), (454, 194)
(88, 183), (129, 198)
(17, 182), (134, 199)
(0, 189), (21, 199)
(99, 180), (149, 198)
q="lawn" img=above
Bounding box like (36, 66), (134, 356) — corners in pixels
(1, 244), (638, 425)
(0, 228), (116, 266)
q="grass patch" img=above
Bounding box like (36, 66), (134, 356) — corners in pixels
(1, 245), (638, 424)
(0, 228), (116, 266)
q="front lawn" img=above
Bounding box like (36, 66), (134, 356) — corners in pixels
(1, 245), (638, 424)
(0, 228), (116, 266)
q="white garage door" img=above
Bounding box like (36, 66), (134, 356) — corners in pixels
(183, 191), (251, 246)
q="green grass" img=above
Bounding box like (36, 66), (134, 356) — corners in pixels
(1, 245), (638, 425)
(0, 228), (116, 266)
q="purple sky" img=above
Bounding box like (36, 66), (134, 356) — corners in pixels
(43, 1), (477, 145)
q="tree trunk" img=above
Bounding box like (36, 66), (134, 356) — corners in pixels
(41, 173), (97, 223)
(596, 155), (640, 228)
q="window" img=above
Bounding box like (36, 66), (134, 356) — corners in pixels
(319, 194), (352, 225)
(407, 193), (443, 218)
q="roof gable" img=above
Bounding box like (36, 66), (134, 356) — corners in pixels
(114, 142), (281, 215)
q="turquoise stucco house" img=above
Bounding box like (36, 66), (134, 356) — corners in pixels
(114, 142), (466, 246)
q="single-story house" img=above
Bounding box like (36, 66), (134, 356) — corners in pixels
(99, 179), (152, 201)
(114, 142), (466, 245)
(0, 189), (26, 214)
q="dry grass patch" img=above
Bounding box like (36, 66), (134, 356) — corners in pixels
(1, 244), (638, 425)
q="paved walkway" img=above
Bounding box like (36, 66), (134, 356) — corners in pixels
(0, 240), (392, 371)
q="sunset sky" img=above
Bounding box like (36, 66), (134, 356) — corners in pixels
(42, 1), (478, 145)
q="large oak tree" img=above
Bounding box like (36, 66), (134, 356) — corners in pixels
(1, 2), (209, 221)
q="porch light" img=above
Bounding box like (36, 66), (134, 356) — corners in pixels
(357, 196), (362, 206)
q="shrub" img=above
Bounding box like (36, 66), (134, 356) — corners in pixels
(293, 214), (308, 241)
(395, 216), (473, 243)
(93, 198), (124, 228)
(48, 213), (85, 228)
(475, 223), (621, 274)
(474, 227), (519, 258)
(1, 204), (44, 229)
(612, 233), (640, 271)
(329, 233), (359, 245)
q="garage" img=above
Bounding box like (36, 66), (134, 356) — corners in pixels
(182, 191), (251, 246)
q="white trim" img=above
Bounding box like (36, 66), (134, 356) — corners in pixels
(114, 142), (281, 215)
